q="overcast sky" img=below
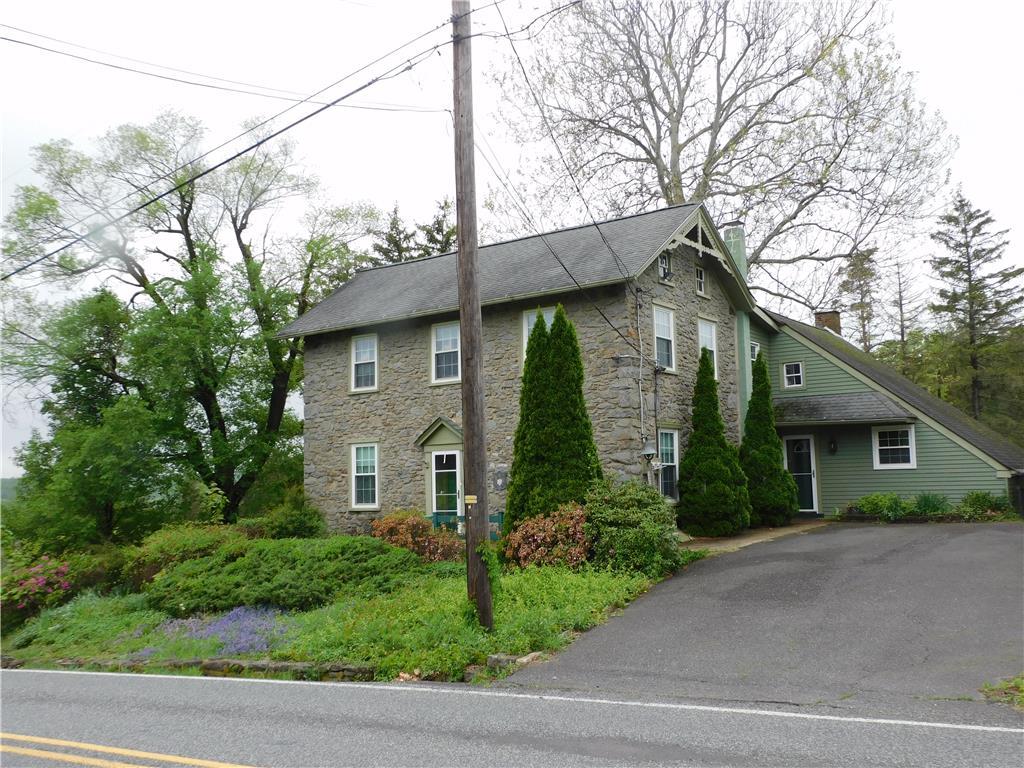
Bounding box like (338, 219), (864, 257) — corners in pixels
(2, 0), (1022, 475)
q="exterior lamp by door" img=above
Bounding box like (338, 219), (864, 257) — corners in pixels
(828, 438), (838, 454)
(641, 438), (657, 463)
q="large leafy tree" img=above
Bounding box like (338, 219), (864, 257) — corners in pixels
(677, 349), (750, 536)
(837, 249), (879, 352)
(2, 112), (380, 522)
(929, 193), (1023, 418)
(740, 353), (798, 527)
(494, 0), (951, 312)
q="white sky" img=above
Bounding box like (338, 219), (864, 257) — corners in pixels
(1, 0), (1022, 475)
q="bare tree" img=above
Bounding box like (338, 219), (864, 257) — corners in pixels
(493, 0), (952, 311)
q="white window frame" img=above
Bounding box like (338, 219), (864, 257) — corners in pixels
(658, 253), (673, 282)
(653, 305), (676, 372)
(657, 428), (679, 501)
(522, 307), (556, 360)
(350, 333), (378, 392)
(698, 318), (718, 379)
(783, 361), (804, 389)
(430, 321), (461, 384)
(350, 443), (380, 509)
(872, 425), (917, 470)
(750, 341), (761, 364)
(695, 265), (706, 296)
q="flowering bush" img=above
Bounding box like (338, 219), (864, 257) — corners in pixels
(503, 503), (590, 569)
(371, 510), (463, 562)
(1, 555), (73, 626)
(159, 606), (287, 656)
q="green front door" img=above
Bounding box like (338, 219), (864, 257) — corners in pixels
(784, 436), (818, 512)
(431, 450), (461, 529)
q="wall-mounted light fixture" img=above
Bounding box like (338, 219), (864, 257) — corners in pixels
(641, 438), (657, 463)
(828, 438), (838, 454)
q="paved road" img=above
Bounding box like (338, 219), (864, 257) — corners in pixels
(506, 523), (1024, 725)
(1, 670), (1021, 767)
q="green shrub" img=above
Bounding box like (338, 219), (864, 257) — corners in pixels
(262, 499), (326, 539)
(504, 503), (590, 569)
(144, 535), (422, 616)
(584, 480), (681, 576)
(740, 353), (799, 527)
(852, 493), (913, 522)
(122, 523), (248, 590)
(370, 510), (464, 562)
(955, 491), (1013, 521)
(677, 349), (751, 537)
(913, 493), (951, 517)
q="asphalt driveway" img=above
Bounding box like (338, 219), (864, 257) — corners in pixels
(504, 523), (1024, 723)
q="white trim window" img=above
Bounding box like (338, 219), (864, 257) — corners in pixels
(350, 334), (378, 391)
(783, 361), (804, 388)
(431, 322), (460, 383)
(698, 318), (717, 378)
(351, 443), (379, 508)
(522, 307), (556, 359)
(653, 306), (675, 371)
(695, 265), (706, 296)
(658, 429), (679, 501)
(658, 253), (672, 281)
(750, 341), (761, 365)
(872, 425), (917, 469)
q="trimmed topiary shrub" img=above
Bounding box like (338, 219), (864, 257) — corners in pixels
(145, 536), (423, 616)
(371, 510), (463, 562)
(740, 352), (799, 527)
(504, 503), (590, 569)
(505, 306), (602, 534)
(677, 349), (751, 537)
(584, 480), (681, 576)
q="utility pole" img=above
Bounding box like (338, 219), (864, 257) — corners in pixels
(452, 0), (493, 630)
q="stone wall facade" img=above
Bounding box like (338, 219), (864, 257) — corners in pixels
(303, 246), (743, 533)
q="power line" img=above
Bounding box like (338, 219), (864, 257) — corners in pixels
(494, 3), (639, 298)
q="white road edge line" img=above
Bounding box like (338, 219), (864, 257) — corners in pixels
(5, 669), (1022, 735)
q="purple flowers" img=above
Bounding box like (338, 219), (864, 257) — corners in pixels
(158, 606), (287, 655)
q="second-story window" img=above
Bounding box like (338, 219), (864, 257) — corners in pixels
(695, 265), (706, 295)
(351, 334), (377, 391)
(698, 318), (717, 378)
(523, 307), (556, 360)
(654, 306), (675, 371)
(783, 361), (804, 388)
(658, 253), (672, 281)
(432, 322), (461, 383)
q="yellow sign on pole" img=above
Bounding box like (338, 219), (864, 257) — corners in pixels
(464, 495), (478, 505)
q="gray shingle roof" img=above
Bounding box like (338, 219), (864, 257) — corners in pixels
(774, 392), (914, 425)
(277, 204), (700, 338)
(767, 310), (1024, 472)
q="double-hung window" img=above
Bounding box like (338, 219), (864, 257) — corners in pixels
(750, 341), (761, 365)
(351, 443), (379, 508)
(658, 429), (679, 500)
(653, 306), (675, 371)
(351, 334), (377, 391)
(698, 319), (717, 378)
(523, 307), (556, 360)
(658, 253), (672, 281)
(431, 322), (460, 383)
(872, 425), (917, 469)
(783, 361), (804, 388)
(695, 265), (706, 296)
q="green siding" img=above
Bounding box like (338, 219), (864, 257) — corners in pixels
(768, 330), (870, 398)
(780, 423), (1008, 514)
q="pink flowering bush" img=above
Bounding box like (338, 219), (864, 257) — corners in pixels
(1, 555), (74, 628)
(503, 503), (590, 569)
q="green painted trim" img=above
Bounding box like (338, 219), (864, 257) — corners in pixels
(777, 326), (1007, 472)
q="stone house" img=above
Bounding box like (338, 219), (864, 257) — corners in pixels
(278, 204), (1023, 531)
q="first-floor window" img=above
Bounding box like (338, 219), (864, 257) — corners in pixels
(351, 334), (377, 390)
(352, 444), (379, 507)
(432, 322), (460, 382)
(750, 341), (761, 364)
(658, 429), (679, 500)
(698, 318), (717, 378)
(654, 306), (675, 370)
(783, 361), (803, 388)
(872, 425), (917, 469)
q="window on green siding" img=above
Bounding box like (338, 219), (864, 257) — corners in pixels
(750, 341), (761, 364)
(872, 425), (917, 469)
(783, 361), (803, 388)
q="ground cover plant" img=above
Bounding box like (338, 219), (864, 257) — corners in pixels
(981, 674), (1024, 710)
(845, 491), (1017, 522)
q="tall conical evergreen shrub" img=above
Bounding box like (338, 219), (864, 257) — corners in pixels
(504, 310), (551, 535)
(740, 352), (798, 527)
(677, 348), (751, 536)
(503, 306), (601, 535)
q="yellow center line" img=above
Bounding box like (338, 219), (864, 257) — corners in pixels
(0, 734), (261, 768)
(0, 744), (151, 768)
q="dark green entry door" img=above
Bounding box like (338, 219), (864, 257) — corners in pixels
(784, 436), (817, 512)
(431, 450), (461, 530)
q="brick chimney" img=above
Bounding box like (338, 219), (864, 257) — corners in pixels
(814, 310), (842, 335)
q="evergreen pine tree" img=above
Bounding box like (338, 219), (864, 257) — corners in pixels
(371, 204), (417, 263)
(740, 352), (798, 527)
(677, 349), (751, 536)
(503, 311), (551, 535)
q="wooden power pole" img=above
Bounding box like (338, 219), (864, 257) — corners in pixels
(452, 0), (493, 630)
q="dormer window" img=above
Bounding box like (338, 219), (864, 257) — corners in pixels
(658, 253), (672, 281)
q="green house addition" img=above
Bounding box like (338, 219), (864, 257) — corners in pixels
(279, 204), (1023, 532)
